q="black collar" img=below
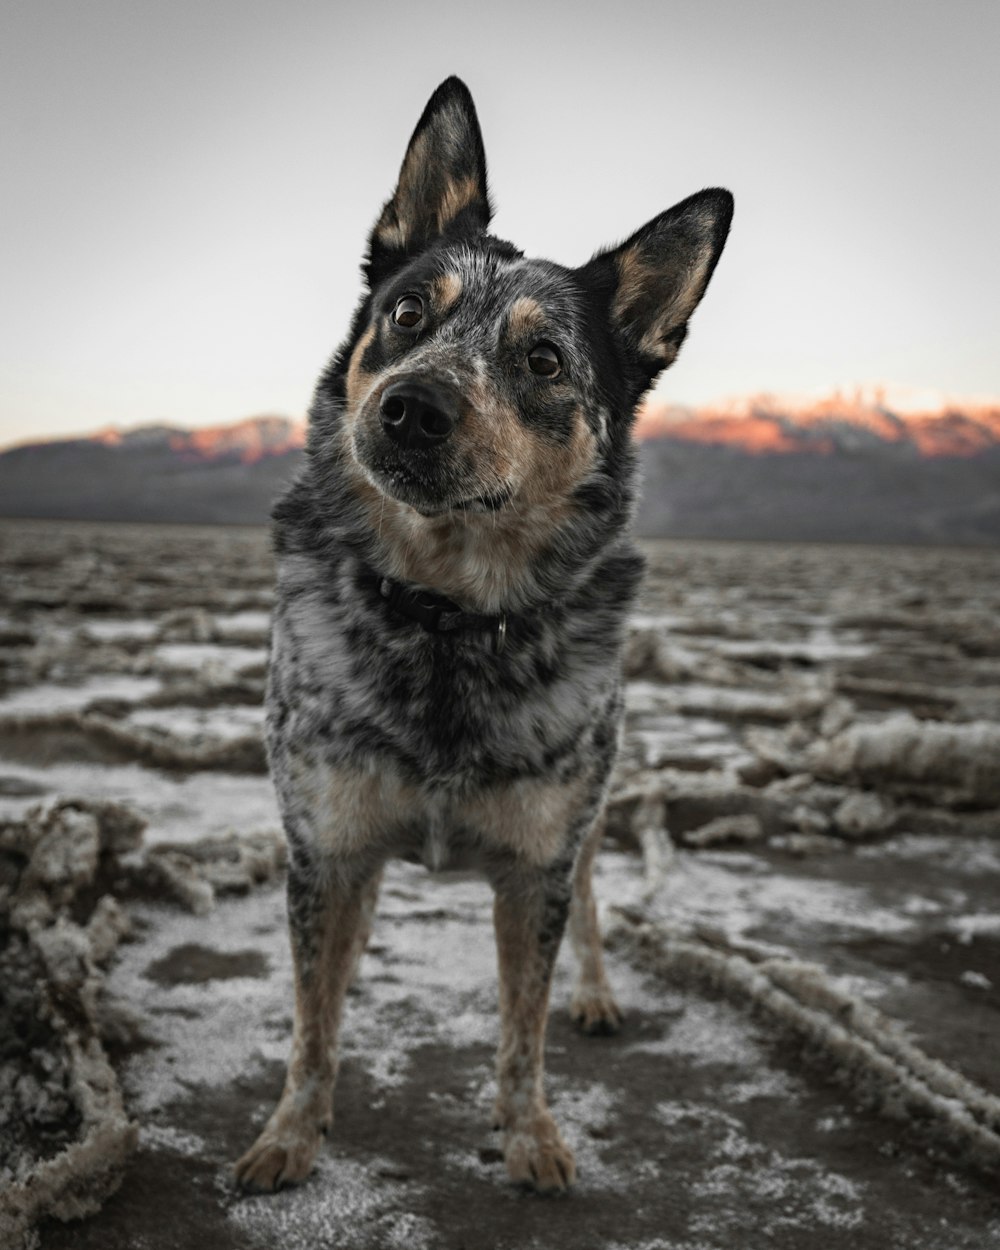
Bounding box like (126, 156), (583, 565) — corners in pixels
(377, 575), (508, 654)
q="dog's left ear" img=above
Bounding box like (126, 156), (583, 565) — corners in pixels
(366, 77), (491, 285)
(580, 188), (733, 373)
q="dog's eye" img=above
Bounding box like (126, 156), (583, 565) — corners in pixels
(393, 295), (424, 328)
(527, 343), (561, 378)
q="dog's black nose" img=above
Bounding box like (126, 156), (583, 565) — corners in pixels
(379, 381), (458, 449)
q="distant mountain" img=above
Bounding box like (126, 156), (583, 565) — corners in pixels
(0, 416), (306, 525)
(89, 415), (306, 462)
(638, 389), (1000, 458)
(2, 394), (999, 542)
(632, 390), (1000, 544)
(635, 440), (1000, 545)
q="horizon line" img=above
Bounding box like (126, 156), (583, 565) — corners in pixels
(4, 381), (1000, 456)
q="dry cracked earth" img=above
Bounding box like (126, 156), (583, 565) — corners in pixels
(2, 518), (1000, 1249)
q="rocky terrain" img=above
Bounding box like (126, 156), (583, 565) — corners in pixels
(2, 519), (1000, 1248)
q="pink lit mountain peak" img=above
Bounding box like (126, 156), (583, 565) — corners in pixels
(638, 386), (1000, 457)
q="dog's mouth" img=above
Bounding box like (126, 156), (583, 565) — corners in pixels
(453, 487), (513, 514)
(363, 457), (513, 517)
(350, 383), (516, 517)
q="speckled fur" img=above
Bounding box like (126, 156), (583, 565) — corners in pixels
(234, 76), (732, 1195)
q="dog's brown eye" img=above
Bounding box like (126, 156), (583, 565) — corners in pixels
(393, 295), (424, 328)
(527, 343), (561, 378)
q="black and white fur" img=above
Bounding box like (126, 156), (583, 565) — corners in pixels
(234, 76), (732, 1194)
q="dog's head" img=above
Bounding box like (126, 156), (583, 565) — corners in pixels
(304, 78), (732, 608)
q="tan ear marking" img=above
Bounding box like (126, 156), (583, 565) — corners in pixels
(612, 238), (713, 360)
(375, 152), (482, 251)
(611, 247), (656, 325)
(375, 219), (408, 250)
(435, 174), (482, 235)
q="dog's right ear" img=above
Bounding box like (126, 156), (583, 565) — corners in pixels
(365, 77), (492, 287)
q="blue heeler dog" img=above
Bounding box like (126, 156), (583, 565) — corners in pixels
(234, 76), (732, 1194)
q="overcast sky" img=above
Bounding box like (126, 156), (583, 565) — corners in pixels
(2, 0), (998, 446)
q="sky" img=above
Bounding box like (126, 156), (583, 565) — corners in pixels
(2, 0), (998, 447)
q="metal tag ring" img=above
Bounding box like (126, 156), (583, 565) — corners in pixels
(492, 614), (507, 655)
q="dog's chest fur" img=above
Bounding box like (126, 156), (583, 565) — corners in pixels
(265, 540), (642, 870)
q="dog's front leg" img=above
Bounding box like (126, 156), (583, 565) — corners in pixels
(492, 862), (576, 1192)
(234, 854), (379, 1191)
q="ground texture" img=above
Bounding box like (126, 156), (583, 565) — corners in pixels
(1, 520), (1000, 1248)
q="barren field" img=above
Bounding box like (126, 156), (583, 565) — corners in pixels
(2, 519), (1000, 1249)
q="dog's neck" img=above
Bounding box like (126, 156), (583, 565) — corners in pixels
(345, 462), (636, 616)
(281, 418), (639, 616)
(345, 468), (577, 613)
(372, 570), (510, 652)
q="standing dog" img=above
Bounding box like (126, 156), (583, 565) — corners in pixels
(235, 77), (732, 1194)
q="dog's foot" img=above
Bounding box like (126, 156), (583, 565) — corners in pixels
(233, 1113), (327, 1193)
(570, 983), (623, 1035)
(503, 1113), (576, 1193)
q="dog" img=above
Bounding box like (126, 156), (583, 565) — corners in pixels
(234, 76), (732, 1194)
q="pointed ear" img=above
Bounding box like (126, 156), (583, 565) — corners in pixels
(365, 77), (492, 285)
(580, 188), (733, 371)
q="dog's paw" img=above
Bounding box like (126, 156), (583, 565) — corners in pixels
(504, 1114), (576, 1193)
(570, 983), (623, 1035)
(233, 1121), (324, 1193)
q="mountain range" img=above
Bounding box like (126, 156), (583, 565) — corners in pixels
(2, 391), (998, 543)
(637, 389), (1000, 459)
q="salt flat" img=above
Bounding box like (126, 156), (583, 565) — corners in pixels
(2, 520), (1000, 1249)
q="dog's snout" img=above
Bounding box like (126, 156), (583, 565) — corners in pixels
(379, 381), (457, 449)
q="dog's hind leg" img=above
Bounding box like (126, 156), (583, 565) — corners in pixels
(568, 814), (623, 1035)
(233, 854), (379, 1192)
(492, 862), (577, 1192)
(348, 867), (383, 989)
